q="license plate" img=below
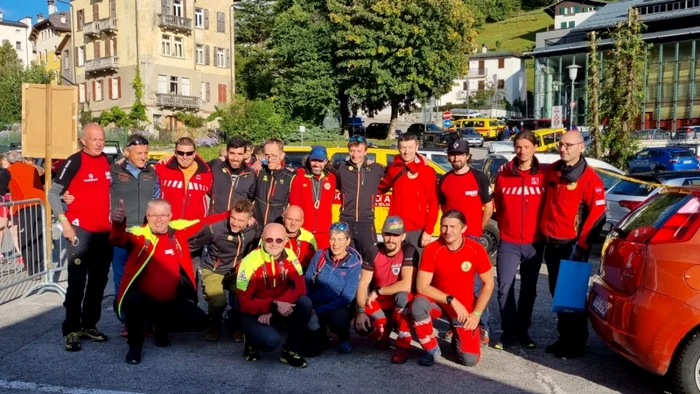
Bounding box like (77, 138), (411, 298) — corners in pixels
(602, 223), (612, 232)
(683, 160), (692, 164)
(592, 294), (609, 318)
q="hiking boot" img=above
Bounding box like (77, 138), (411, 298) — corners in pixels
(494, 332), (516, 350)
(337, 340), (352, 354)
(244, 341), (259, 362)
(391, 348), (409, 364)
(64, 332), (81, 352)
(280, 348), (308, 368)
(125, 346), (142, 365)
(205, 325), (220, 342)
(80, 328), (108, 342)
(480, 329), (490, 346)
(418, 348), (441, 367)
(232, 331), (244, 343)
(516, 332), (536, 349)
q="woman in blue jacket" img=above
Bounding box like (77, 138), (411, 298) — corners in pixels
(304, 222), (362, 355)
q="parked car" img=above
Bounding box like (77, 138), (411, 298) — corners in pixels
(418, 149), (452, 172)
(602, 170), (700, 234)
(419, 131), (461, 149)
(364, 123), (390, 139)
(406, 123), (442, 136)
(675, 125), (700, 140)
(589, 186), (700, 394)
(628, 147), (699, 173)
(459, 127), (485, 147)
(635, 128), (672, 140)
(347, 116), (365, 136)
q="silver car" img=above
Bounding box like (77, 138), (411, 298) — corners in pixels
(603, 170), (700, 234)
(458, 127), (484, 147)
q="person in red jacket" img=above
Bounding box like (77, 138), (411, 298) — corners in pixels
(289, 146), (335, 249)
(155, 137), (213, 221)
(378, 134), (438, 253)
(236, 223), (313, 368)
(282, 205), (317, 270)
(492, 131), (545, 350)
(110, 199), (209, 365)
(541, 130), (606, 359)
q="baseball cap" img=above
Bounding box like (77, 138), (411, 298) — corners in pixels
(309, 146), (328, 161)
(447, 139), (470, 154)
(381, 216), (405, 235)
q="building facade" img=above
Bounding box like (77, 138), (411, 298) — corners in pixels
(70, 0), (233, 132)
(439, 51), (526, 107)
(531, 0), (700, 131)
(30, 1), (72, 85)
(544, 0), (606, 30)
(0, 13), (33, 68)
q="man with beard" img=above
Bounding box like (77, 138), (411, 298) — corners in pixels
(282, 205), (317, 270)
(210, 137), (256, 214)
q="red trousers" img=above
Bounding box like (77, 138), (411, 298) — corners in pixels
(364, 292), (413, 350)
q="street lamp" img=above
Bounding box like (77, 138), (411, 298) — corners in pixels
(567, 64), (581, 131)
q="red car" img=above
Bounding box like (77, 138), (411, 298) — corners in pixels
(589, 186), (700, 394)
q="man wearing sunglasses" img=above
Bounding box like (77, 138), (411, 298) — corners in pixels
(154, 137), (213, 221)
(540, 130), (605, 359)
(332, 135), (385, 262)
(209, 137), (256, 214)
(252, 138), (295, 228)
(236, 223), (312, 368)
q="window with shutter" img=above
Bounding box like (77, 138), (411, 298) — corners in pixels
(92, 81), (96, 101)
(497, 79), (504, 89)
(162, 0), (170, 16)
(108, 78), (113, 99)
(74, 51), (79, 67)
(77, 10), (84, 31)
(218, 83), (226, 103)
(113, 38), (118, 56)
(93, 3), (99, 21)
(110, 0), (116, 17)
(498, 58), (504, 69)
(225, 48), (231, 67)
(117, 77), (122, 99)
(205, 45), (210, 65)
(217, 12), (225, 32)
(95, 42), (101, 58)
(206, 82), (210, 102)
(204, 9), (209, 29)
(105, 40), (111, 57)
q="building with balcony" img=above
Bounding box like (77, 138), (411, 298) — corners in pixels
(71, 0), (233, 133)
(29, 1), (71, 85)
(0, 13), (32, 69)
(545, 0), (606, 30)
(529, 0), (700, 131)
(438, 51), (527, 107)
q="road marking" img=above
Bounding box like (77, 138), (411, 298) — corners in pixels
(0, 380), (145, 394)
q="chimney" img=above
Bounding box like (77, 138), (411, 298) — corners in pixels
(37, 13), (44, 23)
(48, 0), (57, 16)
(481, 44), (487, 54)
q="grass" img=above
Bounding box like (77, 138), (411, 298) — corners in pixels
(475, 10), (554, 92)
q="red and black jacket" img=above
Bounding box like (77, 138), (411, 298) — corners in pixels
(289, 168), (336, 237)
(541, 158), (606, 250)
(155, 155), (213, 220)
(493, 157), (546, 244)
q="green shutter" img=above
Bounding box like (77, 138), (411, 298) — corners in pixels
(569, 21), (575, 28)
(574, 5), (580, 13)
(560, 8), (564, 15)
(561, 22), (567, 29)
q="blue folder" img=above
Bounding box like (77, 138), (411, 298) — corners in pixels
(551, 257), (592, 314)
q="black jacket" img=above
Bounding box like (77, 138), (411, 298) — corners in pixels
(110, 161), (158, 226)
(253, 166), (295, 226)
(210, 160), (256, 214)
(189, 217), (259, 275)
(333, 158), (385, 222)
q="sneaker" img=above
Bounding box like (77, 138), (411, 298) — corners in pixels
(494, 332), (516, 350)
(280, 348), (308, 368)
(125, 347), (142, 365)
(516, 332), (536, 349)
(375, 339), (390, 350)
(80, 328), (108, 342)
(418, 348), (441, 367)
(244, 342), (259, 362)
(337, 340), (352, 354)
(205, 325), (220, 342)
(391, 348), (409, 364)
(480, 329), (490, 346)
(64, 332), (81, 352)
(232, 331), (244, 343)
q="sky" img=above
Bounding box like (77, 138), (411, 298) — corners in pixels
(0, 0), (69, 22)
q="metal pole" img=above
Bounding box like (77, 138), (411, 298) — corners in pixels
(570, 79), (575, 130)
(44, 85), (53, 279)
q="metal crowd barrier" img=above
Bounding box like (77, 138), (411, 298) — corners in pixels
(0, 198), (65, 303)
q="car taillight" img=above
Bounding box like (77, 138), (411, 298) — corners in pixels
(619, 200), (643, 211)
(649, 197), (700, 244)
(669, 159), (679, 164)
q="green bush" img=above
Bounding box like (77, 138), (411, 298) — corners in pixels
(211, 95), (296, 141)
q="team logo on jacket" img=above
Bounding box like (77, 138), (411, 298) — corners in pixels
(238, 270), (247, 281)
(324, 182), (331, 190)
(391, 264), (401, 275)
(164, 249), (175, 255)
(73, 258), (81, 266)
(567, 182), (578, 191)
(531, 178), (540, 186)
(227, 235), (234, 241)
(461, 261), (472, 272)
(407, 172), (418, 179)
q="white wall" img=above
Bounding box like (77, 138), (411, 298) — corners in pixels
(554, 10), (596, 29)
(438, 56), (526, 106)
(0, 18), (32, 68)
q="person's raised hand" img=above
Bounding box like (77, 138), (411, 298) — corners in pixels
(112, 199), (126, 223)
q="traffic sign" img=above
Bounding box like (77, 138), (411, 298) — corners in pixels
(442, 111), (453, 120)
(443, 119), (453, 128)
(551, 106), (563, 129)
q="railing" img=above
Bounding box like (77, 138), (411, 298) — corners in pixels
(83, 20), (100, 37)
(156, 93), (201, 109)
(466, 68), (488, 78)
(158, 13), (193, 31)
(85, 56), (119, 73)
(100, 17), (118, 33)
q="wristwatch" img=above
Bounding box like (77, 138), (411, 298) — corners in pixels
(446, 295), (454, 305)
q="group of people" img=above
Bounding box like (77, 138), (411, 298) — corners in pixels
(50, 122), (605, 369)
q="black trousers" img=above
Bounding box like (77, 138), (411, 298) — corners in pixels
(304, 306), (352, 356)
(544, 241), (590, 347)
(345, 220), (377, 263)
(122, 290), (208, 348)
(240, 295), (313, 353)
(15, 205), (44, 277)
(61, 227), (113, 336)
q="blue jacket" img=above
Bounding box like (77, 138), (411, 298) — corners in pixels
(304, 247), (362, 316)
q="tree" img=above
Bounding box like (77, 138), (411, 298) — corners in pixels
(211, 95), (294, 141)
(586, 31), (603, 159)
(329, 0), (477, 138)
(129, 68), (149, 128)
(235, 0), (277, 100)
(599, 8), (645, 168)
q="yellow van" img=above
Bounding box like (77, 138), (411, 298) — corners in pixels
(450, 118), (500, 139)
(531, 128), (567, 152)
(283, 146), (446, 237)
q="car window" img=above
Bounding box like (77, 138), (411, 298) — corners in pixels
(474, 121), (485, 128)
(672, 150), (694, 158)
(331, 152), (376, 164)
(683, 177), (700, 186)
(607, 180), (658, 197)
(592, 169), (621, 191)
(617, 192), (692, 234)
(636, 150), (651, 159)
(542, 133), (556, 146)
(486, 158), (508, 184)
(430, 154), (452, 172)
(284, 152), (308, 169)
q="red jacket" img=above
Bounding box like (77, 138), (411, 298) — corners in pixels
(111, 218), (207, 317)
(285, 227), (318, 270)
(493, 158), (546, 244)
(379, 155), (438, 233)
(235, 247), (306, 315)
(155, 155), (213, 220)
(289, 168), (335, 240)
(541, 158), (606, 250)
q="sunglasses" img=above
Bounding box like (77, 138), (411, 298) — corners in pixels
(126, 137), (149, 147)
(263, 237), (285, 245)
(175, 150), (195, 157)
(330, 222), (349, 232)
(349, 135), (367, 143)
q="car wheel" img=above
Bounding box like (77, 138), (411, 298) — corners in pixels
(480, 220), (500, 263)
(672, 330), (700, 394)
(479, 142), (484, 148)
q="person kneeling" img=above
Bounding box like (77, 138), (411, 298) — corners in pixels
(304, 222), (362, 355)
(236, 223), (312, 368)
(110, 199), (209, 365)
(411, 210), (494, 367)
